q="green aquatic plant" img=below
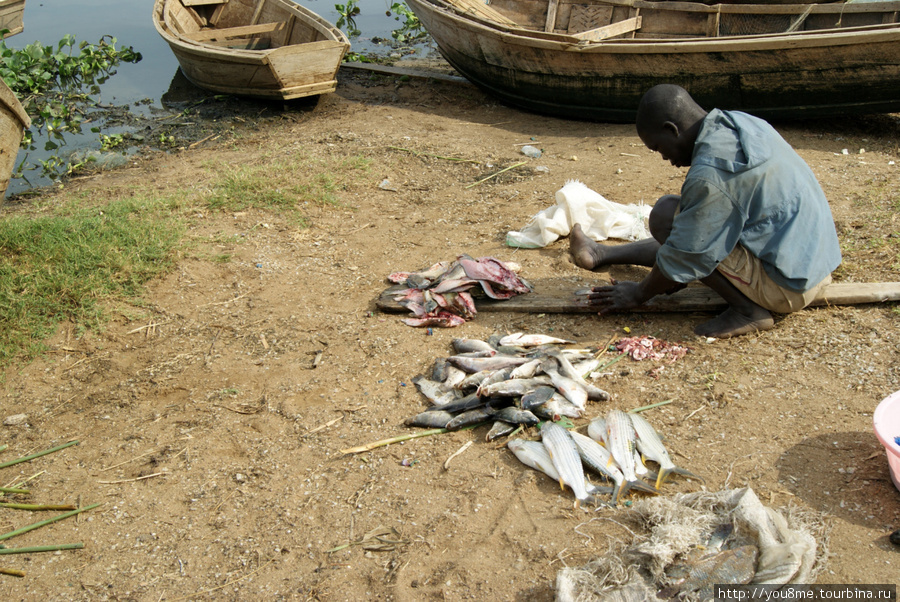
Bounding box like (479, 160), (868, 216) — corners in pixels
(0, 33), (142, 184)
(388, 2), (426, 44)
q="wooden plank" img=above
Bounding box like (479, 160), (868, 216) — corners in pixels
(444, 0), (518, 26)
(545, 0), (559, 32)
(375, 282), (900, 314)
(183, 0), (226, 5)
(186, 21), (283, 41)
(571, 16), (641, 40)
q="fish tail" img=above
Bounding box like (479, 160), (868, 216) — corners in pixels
(673, 466), (705, 484)
(627, 479), (659, 496)
(655, 466), (672, 490)
(558, 477), (566, 491)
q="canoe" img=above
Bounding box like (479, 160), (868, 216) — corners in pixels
(0, 0), (24, 38)
(405, 0), (900, 121)
(153, 0), (350, 101)
(0, 77), (30, 201)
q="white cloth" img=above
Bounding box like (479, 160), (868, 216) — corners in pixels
(506, 180), (652, 248)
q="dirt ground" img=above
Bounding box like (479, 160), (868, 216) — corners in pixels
(2, 64), (899, 601)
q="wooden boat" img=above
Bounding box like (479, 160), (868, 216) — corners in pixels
(0, 78), (30, 200)
(405, 0), (900, 121)
(153, 0), (350, 101)
(0, 0), (25, 38)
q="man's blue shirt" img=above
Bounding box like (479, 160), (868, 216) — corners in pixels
(656, 109), (841, 292)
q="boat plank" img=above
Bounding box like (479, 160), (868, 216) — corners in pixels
(572, 16), (641, 40)
(186, 21), (284, 41)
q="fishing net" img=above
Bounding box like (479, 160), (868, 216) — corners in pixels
(555, 488), (829, 602)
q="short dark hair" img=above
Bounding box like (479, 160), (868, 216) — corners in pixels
(636, 84), (701, 133)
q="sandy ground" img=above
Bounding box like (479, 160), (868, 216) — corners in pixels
(1, 65), (899, 600)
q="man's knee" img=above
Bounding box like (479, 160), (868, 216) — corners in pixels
(649, 194), (680, 243)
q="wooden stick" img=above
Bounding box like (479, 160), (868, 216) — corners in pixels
(302, 416), (343, 438)
(340, 422), (490, 455)
(0, 543), (84, 555)
(0, 441), (79, 470)
(0, 504), (100, 542)
(443, 440), (473, 470)
(98, 471), (167, 485)
(465, 162), (527, 189)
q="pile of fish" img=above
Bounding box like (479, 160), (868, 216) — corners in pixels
(387, 255), (533, 327)
(405, 333), (610, 439)
(508, 409), (702, 508)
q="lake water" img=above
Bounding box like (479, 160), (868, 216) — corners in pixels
(4, 0), (427, 194)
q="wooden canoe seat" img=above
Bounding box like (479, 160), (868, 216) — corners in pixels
(185, 21), (284, 42)
(571, 16), (641, 41)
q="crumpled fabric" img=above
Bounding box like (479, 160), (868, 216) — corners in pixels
(506, 180), (652, 248)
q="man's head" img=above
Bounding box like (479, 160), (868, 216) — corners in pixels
(636, 84), (707, 168)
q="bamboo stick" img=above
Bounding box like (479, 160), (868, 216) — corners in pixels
(0, 441), (79, 470)
(629, 399), (674, 413)
(0, 487), (30, 495)
(0, 543), (84, 555)
(0, 503), (77, 511)
(0, 504), (100, 543)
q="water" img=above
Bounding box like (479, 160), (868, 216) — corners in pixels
(4, 0), (426, 194)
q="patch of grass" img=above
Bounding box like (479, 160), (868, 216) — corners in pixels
(0, 196), (183, 366)
(201, 154), (370, 217)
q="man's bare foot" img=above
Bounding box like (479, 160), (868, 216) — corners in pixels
(694, 307), (774, 338)
(569, 224), (607, 270)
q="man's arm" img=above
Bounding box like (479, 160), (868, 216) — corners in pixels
(586, 265), (684, 313)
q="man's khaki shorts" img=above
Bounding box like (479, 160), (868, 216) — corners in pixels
(716, 244), (831, 314)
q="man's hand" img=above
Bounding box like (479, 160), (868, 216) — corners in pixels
(585, 279), (645, 314)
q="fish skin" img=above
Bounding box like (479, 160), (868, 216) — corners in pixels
(456, 369), (496, 391)
(452, 338), (496, 354)
(541, 360), (588, 409)
(499, 333), (576, 347)
(587, 416), (607, 443)
(445, 407), (494, 431)
(532, 392), (584, 420)
(478, 377), (552, 398)
(509, 358), (542, 380)
(507, 439), (610, 497)
(491, 406), (540, 426)
(540, 422), (593, 507)
(429, 393), (484, 414)
(520, 385), (557, 411)
(405, 410), (454, 428)
(402, 313), (467, 328)
(486, 420), (517, 441)
(442, 365), (468, 389)
(412, 375), (456, 404)
(388, 260), (453, 284)
(606, 409), (658, 504)
(630, 412), (704, 489)
(447, 355), (529, 373)
(546, 351), (610, 401)
(431, 357), (450, 383)
(569, 430), (626, 501)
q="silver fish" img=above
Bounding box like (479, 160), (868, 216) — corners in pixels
(445, 407), (494, 431)
(478, 376), (551, 398)
(546, 351), (610, 401)
(500, 333), (576, 347)
(442, 365), (468, 389)
(541, 360), (588, 409)
(532, 392), (584, 420)
(452, 338), (496, 354)
(492, 406), (540, 426)
(606, 409), (657, 502)
(520, 385), (556, 411)
(486, 420), (517, 441)
(587, 416), (607, 443)
(405, 410), (454, 428)
(507, 439), (610, 497)
(569, 430), (626, 497)
(509, 358), (542, 380)
(447, 355), (529, 373)
(412, 375), (461, 406)
(540, 422), (593, 507)
(456, 369), (496, 391)
(432, 393), (484, 414)
(630, 412), (703, 489)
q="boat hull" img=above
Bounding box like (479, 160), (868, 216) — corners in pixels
(0, 0), (24, 38)
(153, 0), (349, 101)
(0, 78), (30, 201)
(407, 0), (900, 121)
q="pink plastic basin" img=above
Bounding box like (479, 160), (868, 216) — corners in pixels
(873, 391), (900, 494)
